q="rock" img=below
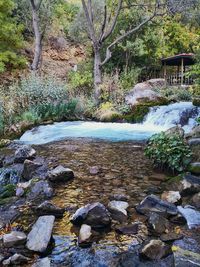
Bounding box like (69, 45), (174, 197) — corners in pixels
(16, 187), (24, 197)
(177, 206), (200, 229)
(14, 145), (36, 163)
(136, 194), (178, 217)
(109, 193), (129, 202)
(179, 174), (200, 196)
(160, 232), (183, 242)
(3, 231), (27, 248)
(188, 138), (200, 146)
(0, 168), (20, 187)
(108, 200), (129, 223)
(89, 166), (100, 175)
(34, 201), (65, 218)
(188, 162), (200, 175)
(165, 126), (184, 137)
(22, 159), (44, 181)
(172, 246), (200, 267)
(0, 254), (4, 263)
(27, 180), (53, 200)
(115, 223), (139, 235)
(125, 79), (167, 106)
(2, 253), (30, 266)
(71, 202), (111, 228)
(186, 125), (200, 139)
(148, 212), (169, 235)
(78, 224), (92, 246)
(48, 165), (74, 182)
(170, 214), (187, 225)
(192, 193), (200, 209)
(32, 257), (51, 267)
(140, 239), (171, 260)
(26, 215), (55, 253)
(161, 191), (181, 204)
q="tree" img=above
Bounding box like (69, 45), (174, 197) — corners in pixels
(0, 0), (26, 73)
(28, 0), (57, 71)
(80, 0), (197, 102)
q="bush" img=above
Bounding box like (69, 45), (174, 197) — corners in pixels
(154, 86), (192, 101)
(145, 132), (192, 173)
(119, 67), (141, 91)
(124, 105), (149, 123)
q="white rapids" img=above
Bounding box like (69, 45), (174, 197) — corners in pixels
(20, 102), (200, 145)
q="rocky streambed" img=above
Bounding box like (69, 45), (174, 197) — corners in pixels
(0, 137), (200, 266)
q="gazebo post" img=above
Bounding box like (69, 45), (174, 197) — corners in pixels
(181, 58), (184, 86)
(163, 62), (167, 80)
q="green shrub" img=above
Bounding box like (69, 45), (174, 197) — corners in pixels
(18, 110), (41, 124)
(154, 87), (192, 101)
(119, 67), (141, 91)
(145, 132), (192, 173)
(124, 104), (149, 123)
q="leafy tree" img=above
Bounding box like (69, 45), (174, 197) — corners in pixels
(0, 0), (26, 73)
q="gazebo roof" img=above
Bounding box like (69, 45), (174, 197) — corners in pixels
(161, 53), (195, 66)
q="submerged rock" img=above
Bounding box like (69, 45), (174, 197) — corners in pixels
(161, 191), (181, 204)
(148, 212), (169, 235)
(34, 201), (65, 218)
(188, 162), (200, 175)
(3, 231), (27, 248)
(78, 224), (92, 246)
(140, 239), (171, 260)
(173, 246), (200, 267)
(14, 145), (36, 163)
(2, 253), (30, 266)
(108, 200), (129, 223)
(32, 257), (51, 267)
(26, 215), (55, 253)
(72, 202), (111, 228)
(136, 194), (178, 216)
(177, 206), (200, 229)
(48, 165), (74, 182)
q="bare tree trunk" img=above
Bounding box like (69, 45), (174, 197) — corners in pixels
(94, 49), (102, 103)
(31, 3), (42, 71)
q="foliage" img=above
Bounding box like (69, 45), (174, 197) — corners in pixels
(0, 0), (26, 72)
(145, 132), (192, 173)
(154, 86), (192, 101)
(119, 67), (141, 91)
(124, 105), (149, 123)
(190, 49), (200, 87)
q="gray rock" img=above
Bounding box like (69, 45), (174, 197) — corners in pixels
(78, 224), (92, 246)
(188, 138), (200, 146)
(32, 257), (51, 267)
(89, 166), (100, 175)
(48, 165), (74, 182)
(140, 239), (171, 260)
(186, 125), (200, 139)
(161, 191), (181, 204)
(160, 232), (183, 242)
(136, 194), (178, 216)
(177, 206), (200, 229)
(15, 145), (36, 163)
(26, 215), (55, 252)
(165, 126), (184, 137)
(34, 201), (65, 218)
(173, 247), (200, 267)
(27, 180), (53, 200)
(16, 187), (24, 197)
(108, 200), (129, 223)
(109, 193), (129, 202)
(3, 231), (27, 248)
(2, 253), (30, 266)
(22, 159), (44, 180)
(192, 193), (200, 209)
(72, 202), (111, 228)
(115, 223), (139, 235)
(148, 212), (169, 235)
(179, 174), (200, 196)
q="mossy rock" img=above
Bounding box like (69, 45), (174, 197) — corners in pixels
(193, 97), (200, 107)
(124, 104), (150, 123)
(0, 184), (16, 199)
(188, 162), (200, 175)
(0, 139), (11, 148)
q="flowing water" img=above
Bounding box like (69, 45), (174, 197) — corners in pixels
(20, 102), (200, 144)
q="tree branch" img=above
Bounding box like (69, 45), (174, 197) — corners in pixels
(101, 0), (123, 42)
(99, 4), (107, 43)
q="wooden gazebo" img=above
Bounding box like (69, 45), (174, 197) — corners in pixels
(161, 53), (195, 86)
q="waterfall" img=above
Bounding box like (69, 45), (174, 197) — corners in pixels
(19, 102), (200, 144)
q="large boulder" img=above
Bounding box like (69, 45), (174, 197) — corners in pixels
(26, 215), (55, 253)
(125, 79), (167, 106)
(48, 165), (74, 182)
(71, 202), (111, 229)
(136, 194), (178, 217)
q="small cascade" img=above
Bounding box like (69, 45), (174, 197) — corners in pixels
(19, 102), (200, 144)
